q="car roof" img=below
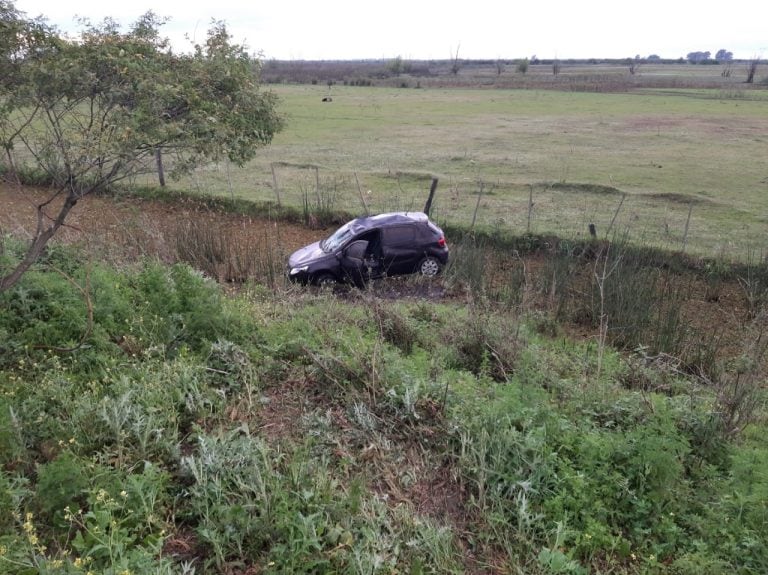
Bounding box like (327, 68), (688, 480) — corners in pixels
(347, 212), (431, 234)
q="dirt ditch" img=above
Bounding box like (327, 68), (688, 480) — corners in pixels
(1, 183), (756, 359)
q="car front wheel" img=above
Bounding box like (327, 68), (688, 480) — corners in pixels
(418, 256), (441, 277)
(313, 273), (338, 287)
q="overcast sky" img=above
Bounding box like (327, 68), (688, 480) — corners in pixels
(13, 0), (768, 60)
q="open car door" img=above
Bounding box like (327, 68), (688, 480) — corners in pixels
(340, 240), (369, 287)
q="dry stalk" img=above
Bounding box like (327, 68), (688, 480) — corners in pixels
(593, 244), (623, 382)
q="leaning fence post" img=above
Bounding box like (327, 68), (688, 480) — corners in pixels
(606, 193), (626, 237)
(423, 177), (439, 216)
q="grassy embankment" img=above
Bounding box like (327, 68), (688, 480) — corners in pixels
(0, 223), (766, 573)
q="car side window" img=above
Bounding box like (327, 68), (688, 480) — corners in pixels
(382, 225), (416, 247)
(345, 240), (368, 260)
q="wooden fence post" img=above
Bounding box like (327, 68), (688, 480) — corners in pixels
(270, 163), (281, 207)
(682, 203), (693, 252)
(354, 172), (370, 216)
(155, 148), (166, 187)
(423, 177), (439, 216)
(471, 181), (484, 231)
(527, 185), (534, 233)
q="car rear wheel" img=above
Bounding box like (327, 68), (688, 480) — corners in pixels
(418, 256), (441, 277)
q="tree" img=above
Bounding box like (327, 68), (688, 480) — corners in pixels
(746, 55), (760, 84)
(686, 51), (711, 64)
(0, 6), (283, 292)
(450, 44), (461, 75)
(715, 49), (734, 62)
(388, 55), (404, 76)
(0, 1), (52, 181)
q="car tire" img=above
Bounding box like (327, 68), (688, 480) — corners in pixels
(313, 273), (337, 287)
(418, 256), (441, 277)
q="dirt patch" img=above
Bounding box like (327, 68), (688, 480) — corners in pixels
(255, 378), (317, 444)
(1, 183), (754, 360)
(4, 189), (755, 359)
(0, 183), (323, 263)
(646, 191), (713, 206)
(162, 528), (203, 564)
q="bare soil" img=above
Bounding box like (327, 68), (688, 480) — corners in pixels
(1, 183), (751, 347)
(0, 183), (320, 261)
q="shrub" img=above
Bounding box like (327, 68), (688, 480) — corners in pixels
(132, 262), (253, 354)
(451, 380), (744, 567)
(443, 308), (520, 381)
(369, 300), (419, 355)
(205, 338), (256, 395)
(0, 471), (27, 532)
(68, 474), (172, 574)
(0, 269), (92, 353)
(35, 451), (90, 526)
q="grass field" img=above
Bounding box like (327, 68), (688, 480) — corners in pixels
(153, 79), (768, 259)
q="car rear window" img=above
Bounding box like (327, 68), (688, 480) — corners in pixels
(383, 225), (417, 246)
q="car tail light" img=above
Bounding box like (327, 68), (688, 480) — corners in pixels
(437, 236), (446, 247)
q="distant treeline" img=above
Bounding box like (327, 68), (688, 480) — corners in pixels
(261, 57), (763, 91)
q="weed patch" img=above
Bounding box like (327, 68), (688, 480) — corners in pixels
(0, 246), (766, 574)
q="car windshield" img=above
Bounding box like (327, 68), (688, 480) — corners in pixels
(321, 223), (354, 253)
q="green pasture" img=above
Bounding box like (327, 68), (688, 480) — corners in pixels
(154, 84), (767, 257)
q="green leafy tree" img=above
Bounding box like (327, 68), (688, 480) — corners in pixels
(0, 1), (51, 176)
(0, 6), (283, 291)
(388, 55), (404, 76)
(715, 48), (734, 62)
(686, 50), (711, 63)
